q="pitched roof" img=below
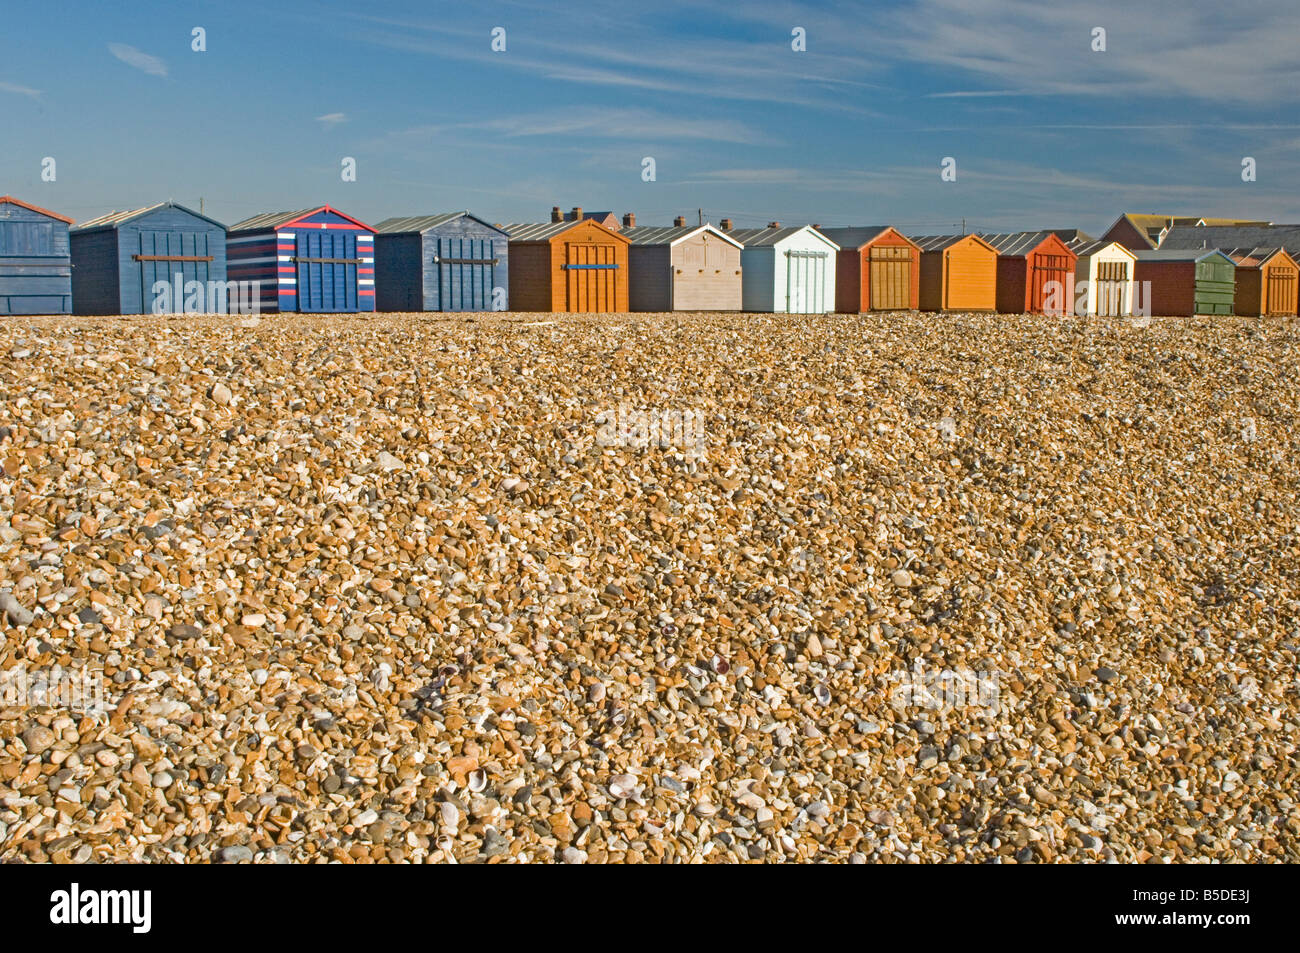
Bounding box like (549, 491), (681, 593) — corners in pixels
(980, 230), (1071, 256)
(728, 225), (839, 249)
(1158, 224), (1300, 255)
(0, 195), (74, 225)
(501, 220), (627, 242)
(1106, 213), (1273, 248)
(228, 205), (373, 232)
(621, 224), (742, 248)
(1048, 228), (1094, 244)
(814, 226), (902, 249)
(373, 212), (507, 235)
(71, 201), (224, 233)
(1221, 246), (1294, 268)
(1069, 239), (1136, 259)
(910, 233), (996, 253)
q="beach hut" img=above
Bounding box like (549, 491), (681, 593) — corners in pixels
(373, 212), (509, 312)
(911, 234), (998, 312)
(817, 226), (919, 313)
(728, 225), (838, 313)
(501, 219), (630, 312)
(981, 231), (1078, 315)
(1132, 249), (1236, 316)
(1224, 247), (1298, 317)
(623, 222), (742, 311)
(1068, 239), (1137, 316)
(0, 196), (73, 315)
(227, 206), (375, 313)
(70, 202), (226, 315)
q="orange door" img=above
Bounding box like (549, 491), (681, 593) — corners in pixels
(868, 245), (911, 309)
(1265, 264), (1296, 315)
(565, 242), (619, 312)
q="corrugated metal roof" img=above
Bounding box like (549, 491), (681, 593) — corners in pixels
(71, 201), (222, 233)
(228, 206), (373, 233)
(373, 212), (507, 235)
(1070, 239), (1135, 258)
(729, 226), (802, 246)
(910, 234), (973, 252)
(621, 224), (743, 248)
(815, 226), (895, 249)
(1049, 228), (1094, 244)
(1222, 246), (1288, 267)
(980, 230), (1063, 256)
(727, 226), (838, 250)
(500, 221), (616, 241)
(1159, 224), (1300, 255)
(228, 208), (319, 231)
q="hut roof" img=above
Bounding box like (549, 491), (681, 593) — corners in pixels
(910, 234), (995, 253)
(373, 212), (507, 235)
(814, 226), (900, 249)
(501, 220), (627, 242)
(72, 201), (223, 233)
(621, 224), (742, 248)
(0, 196), (74, 225)
(728, 226), (839, 249)
(980, 230), (1068, 256)
(228, 206), (373, 232)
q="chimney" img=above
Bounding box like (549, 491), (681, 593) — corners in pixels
(551, 206), (563, 223)
(622, 212), (636, 228)
(673, 215), (686, 227)
(811, 224), (821, 230)
(719, 218), (733, 232)
(571, 206), (583, 221)
(767, 221), (781, 228)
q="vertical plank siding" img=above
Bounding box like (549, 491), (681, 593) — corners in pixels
(71, 202), (226, 315)
(913, 235), (998, 312)
(504, 220), (628, 313)
(0, 197), (73, 315)
(227, 206), (375, 313)
(731, 226), (838, 313)
(820, 227), (919, 313)
(374, 213), (509, 312)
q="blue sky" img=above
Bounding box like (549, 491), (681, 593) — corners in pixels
(4, 0), (1300, 235)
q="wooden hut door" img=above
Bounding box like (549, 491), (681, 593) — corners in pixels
(138, 230), (213, 312)
(869, 246), (910, 310)
(434, 237), (500, 311)
(565, 242), (618, 312)
(786, 250), (828, 313)
(1030, 253), (1072, 313)
(1266, 265), (1295, 316)
(1095, 259), (1128, 316)
(297, 230), (358, 312)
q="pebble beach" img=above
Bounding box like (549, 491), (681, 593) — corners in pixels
(1, 310), (1297, 863)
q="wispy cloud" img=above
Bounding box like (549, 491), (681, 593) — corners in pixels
(316, 112), (347, 127)
(0, 80), (42, 100)
(874, 0), (1300, 104)
(480, 107), (761, 144)
(108, 43), (167, 77)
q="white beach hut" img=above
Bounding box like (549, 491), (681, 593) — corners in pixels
(729, 225), (839, 313)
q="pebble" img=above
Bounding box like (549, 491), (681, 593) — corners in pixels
(22, 725), (56, 755)
(0, 311), (1294, 866)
